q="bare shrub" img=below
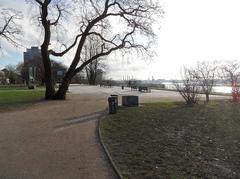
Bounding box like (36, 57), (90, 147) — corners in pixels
(174, 68), (200, 105)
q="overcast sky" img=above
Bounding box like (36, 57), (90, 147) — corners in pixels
(1, 0), (240, 80)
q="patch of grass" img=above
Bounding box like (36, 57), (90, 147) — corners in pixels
(100, 101), (240, 179)
(0, 85), (29, 90)
(0, 89), (45, 111)
(0, 85), (46, 91)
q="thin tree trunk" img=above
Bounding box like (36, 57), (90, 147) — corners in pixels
(89, 70), (96, 85)
(205, 93), (210, 103)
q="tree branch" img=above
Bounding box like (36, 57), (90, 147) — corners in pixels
(0, 8), (22, 48)
(50, 5), (62, 26)
(87, 31), (118, 46)
(74, 25), (137, 74)
(49, 34), (82, 57)
(35, 0), (43, 5)
(74, 43), (124, 75)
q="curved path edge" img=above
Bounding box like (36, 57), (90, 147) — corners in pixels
(98, 113), (123, 179)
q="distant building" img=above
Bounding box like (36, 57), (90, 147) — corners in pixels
(24, 46), (42, 64)
(23, 47), (67, 85)
(23, 47), (42, 86)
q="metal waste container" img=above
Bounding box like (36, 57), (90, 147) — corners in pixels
(108, 97), (117, 114)
(110, 94), (118, 109)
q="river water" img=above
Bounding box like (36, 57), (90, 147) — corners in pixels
(162, 82), (232, 94)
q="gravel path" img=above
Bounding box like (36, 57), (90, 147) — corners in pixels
(0, 93), (117, 179)
(0, 85), (229, 179)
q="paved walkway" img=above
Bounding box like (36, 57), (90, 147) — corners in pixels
(69, 84), (230, 103)
(0, 94), (117, 179)
(0, 85), (229, 178)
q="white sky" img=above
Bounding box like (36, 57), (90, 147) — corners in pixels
(1, 0), (240, 80)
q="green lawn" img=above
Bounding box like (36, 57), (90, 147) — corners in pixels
(0, 88), (45, 111)
(100, 101), (240, 179)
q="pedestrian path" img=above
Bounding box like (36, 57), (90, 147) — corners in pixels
(0, 94), (117, 179)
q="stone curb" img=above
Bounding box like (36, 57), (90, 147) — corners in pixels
(97, 113), (123, 179)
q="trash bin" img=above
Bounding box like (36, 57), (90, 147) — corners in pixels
(108, 97), (117, 114)
(28, 85), (35, 89)
(110, 94), (118, 109)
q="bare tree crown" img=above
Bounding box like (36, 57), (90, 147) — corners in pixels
(0, 7), (23, 49)
(28, 0), (163, 99)
(191, 61), (217, 102)
(174, 67), (200, 105)
(220, 61), (240, 102)
(31, 0), (163, 62)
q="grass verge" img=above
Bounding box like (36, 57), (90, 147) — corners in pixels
(0, 89), (44, 111)
(100, 101), (240, 179)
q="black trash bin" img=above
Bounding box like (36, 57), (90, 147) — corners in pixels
(108, 97), (117, 114)
(110, 94), (118, 109)
(28, 85), (35, 89)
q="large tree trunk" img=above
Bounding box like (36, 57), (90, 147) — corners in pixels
(54, 70), (74, 100)
(41, 41), (55, 99)
(41, 2), (55, 99)
(42, 50), (55, 99)
(54, 82), (69, 100)
(41, 35), (55, 99)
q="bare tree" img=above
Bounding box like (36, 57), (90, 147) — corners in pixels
(0, 7), (22, 49)
(16, 62), (28, 84)
(82, 38), (105, 85)
(85, 60), (105, 85)
(4, 65), (21, 84)
(191, 61), (217, 103)
(28, 0), (163, 99)
(220, 61), (240, 102)
(174, 68), (200, 105)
